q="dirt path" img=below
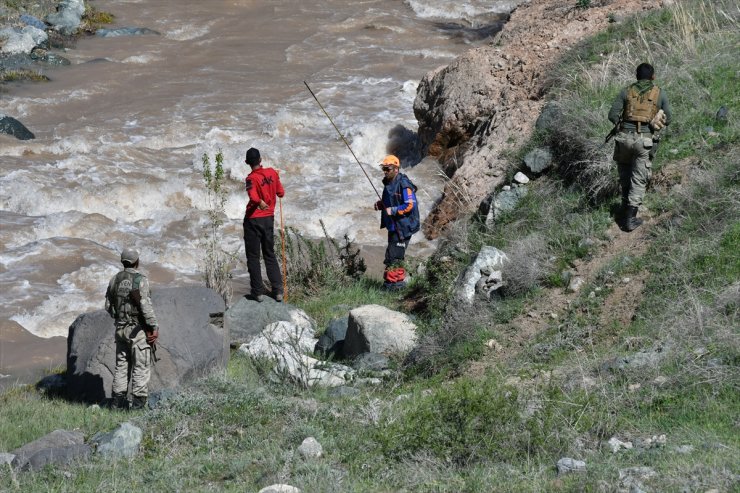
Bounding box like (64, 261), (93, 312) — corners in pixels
(467, 159), (692, 375)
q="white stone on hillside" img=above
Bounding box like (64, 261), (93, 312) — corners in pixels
(343, 305), (418, 357)
(514, 171), (530, 184)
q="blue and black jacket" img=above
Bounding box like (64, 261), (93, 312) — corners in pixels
(380, 172), (420, 240)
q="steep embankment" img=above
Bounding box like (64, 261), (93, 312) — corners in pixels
(414, 0), (667, 238)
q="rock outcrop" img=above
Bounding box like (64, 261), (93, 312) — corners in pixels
(414, 0), (660, 238)
(66, 287), (227, 402)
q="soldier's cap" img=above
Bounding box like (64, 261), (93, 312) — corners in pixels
(245, 147), (261, 166)
(121, 248), (139, 265)
(380, 155), (400, 167)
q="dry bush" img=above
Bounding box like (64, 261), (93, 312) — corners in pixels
(547, 118), (620, 204)
(406, 301), (492, 375)
(502, 234), (550, 296)
(282, 221), (365, 297)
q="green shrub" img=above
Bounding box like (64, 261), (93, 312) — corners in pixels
(378, 378), (525, 464)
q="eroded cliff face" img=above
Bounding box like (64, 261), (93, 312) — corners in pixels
(415, 0), (667, 238)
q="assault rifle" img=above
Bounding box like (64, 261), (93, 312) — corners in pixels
(130, 287), (160, 363)
(604, 115), (622, 144)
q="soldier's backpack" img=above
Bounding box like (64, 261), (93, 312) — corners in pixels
(623, 84), (661, 125)
(110, 271), (143, 321)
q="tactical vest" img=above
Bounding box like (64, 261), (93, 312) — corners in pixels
(110, 270), (142, 324)
(623, 85), (660, 124)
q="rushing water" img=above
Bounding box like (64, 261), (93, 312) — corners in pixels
(0, 0), (519, 338)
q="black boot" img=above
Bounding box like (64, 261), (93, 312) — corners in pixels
(110, 393), (128, 410)
(130, 395), (148, 410)
(623, 205), (643, 232)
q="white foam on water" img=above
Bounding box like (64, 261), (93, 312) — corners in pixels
(405, 0), (518, 20)
(46, 135), (93, 155)
(122, 54), (161, 64)
(165, 22), (213, 41)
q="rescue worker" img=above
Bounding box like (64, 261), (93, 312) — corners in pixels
(373, 154), (420, 290)
(608, 62), (672, 231)
(243, 147), (285, 302)
(105, 248), (159, 410)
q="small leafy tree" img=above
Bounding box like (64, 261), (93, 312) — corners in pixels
(201, 150), (236, 307)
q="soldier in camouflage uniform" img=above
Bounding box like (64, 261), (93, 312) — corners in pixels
(608, 62), (672, 231)
(105, 248), (159, 410)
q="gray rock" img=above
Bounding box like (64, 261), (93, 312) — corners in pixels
(20, 14), (46, 30)
(523, 147), (553, 174)
(535, 102), (563, 133)
(66, 287), (227, 402)
(488, 186), (528, 221)
(0, 26), (48, 55)
(353, 352), (390, 372)
(567, 276), (585, 294)
(297, 437), (323, 459)
(314, 317), (348, 358)
(96, 27), (161, 37)
(11, 429), (84, 469)
(557, 457), (586, 475)
(225, 296), (315, 346)
(342, 305), (418, 358)
(91, 422), (142, 459)
(46, 0), (85, 35)
(22, 444), (91, 471)
(0, 115), (35, 140)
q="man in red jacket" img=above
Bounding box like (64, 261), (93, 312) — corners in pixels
(243, 147), (285, 302)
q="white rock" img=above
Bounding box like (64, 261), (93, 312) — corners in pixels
(567, 276), (585, 293)
(513, 171), (530, 184)
(297, 437), (323, 459)
(557, 457), (586, 475)
(607, 436), (634, 453)
(258, 485), (301, 493)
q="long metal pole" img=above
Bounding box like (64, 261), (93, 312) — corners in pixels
(303, 81), (381, 200)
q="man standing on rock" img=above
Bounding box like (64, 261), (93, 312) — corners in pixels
(243, 147), (285, 302)
(374, 154), (420, 290)
(105, 248), (159, 410)
(608, 62), (672, 231)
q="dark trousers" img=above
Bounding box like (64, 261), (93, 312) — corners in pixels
(243, 216), (283, 296)
(384, 233), (410, 267)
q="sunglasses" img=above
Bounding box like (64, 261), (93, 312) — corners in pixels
(382, 166), (395, 172)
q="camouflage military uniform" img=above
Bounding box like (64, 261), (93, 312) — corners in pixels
(105, 252), (158, 408)
(608, 80), (672, 209)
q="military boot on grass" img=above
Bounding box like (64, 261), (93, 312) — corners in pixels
(130, 395), (148, 410)
(623, 205), (644, 232)
(110, 393), (128, 411)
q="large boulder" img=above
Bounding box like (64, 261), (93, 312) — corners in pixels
(225, 296), (316, 346)
(66, 287), (227, 402)
(342, 305), (418, 358)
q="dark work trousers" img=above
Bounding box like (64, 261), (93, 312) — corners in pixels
(384, 233), (410, 267)
(243, 216), (283, 296)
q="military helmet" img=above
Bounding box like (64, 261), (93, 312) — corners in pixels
(121, 248), (139, 265)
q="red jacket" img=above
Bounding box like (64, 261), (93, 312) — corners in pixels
(245, 166), (285, 218)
